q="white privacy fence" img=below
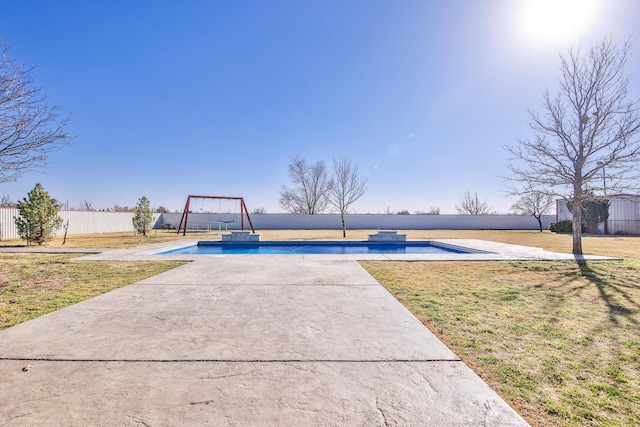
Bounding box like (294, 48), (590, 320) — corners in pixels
(158, 213), (555, 232)
(0, 208), (159, 241)
(1, 209), (553, 241)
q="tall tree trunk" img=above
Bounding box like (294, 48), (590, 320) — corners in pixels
(572, 184), (583, 255)
(341, 212), (346, 238)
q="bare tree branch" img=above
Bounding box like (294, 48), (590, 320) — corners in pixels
(455, 190), (491, 215)
(505, 37), (640, 254)
(278, 156), (330, 214)
(0, 38), (72, 183)
(511, 188), (555, 232)
(328, 156), (368, 237)
(1, 193), (15, 207)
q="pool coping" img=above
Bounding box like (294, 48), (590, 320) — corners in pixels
(154, 239), (491, 256)
(73, 239), (621, 262)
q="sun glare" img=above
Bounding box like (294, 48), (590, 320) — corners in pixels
(518, 0), (600, 46)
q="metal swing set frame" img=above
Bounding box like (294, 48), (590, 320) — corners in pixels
(176, 195), (255, 235)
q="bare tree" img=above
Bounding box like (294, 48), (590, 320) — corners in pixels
(505, 37), (640, 254)
(416, 206), (440, 215)
(511, 188), (555, 232)
(80, 200), (93, 211)
(279, 156), (330, 214)
(328, 157), (368, 237)
(455, 190), (491, 215)
(112, 204), (130, 212)
(252, 207), (266, 214)
(1, 194), (15, 207)
(0, 39), (72, 183)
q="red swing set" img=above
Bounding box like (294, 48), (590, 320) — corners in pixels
(176, 195), (255, 235)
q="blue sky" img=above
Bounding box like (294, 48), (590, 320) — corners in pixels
(1, 0), (638, 214)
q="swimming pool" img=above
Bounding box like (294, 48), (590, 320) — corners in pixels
(157, 241), (481, 255)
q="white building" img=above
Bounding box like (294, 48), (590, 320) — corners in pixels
(556, 194), (640, 235)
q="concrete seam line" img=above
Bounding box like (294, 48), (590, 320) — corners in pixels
(0, 357), (462, 363)
(129, 283), (382, 287)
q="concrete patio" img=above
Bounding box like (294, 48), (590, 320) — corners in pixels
(0, 244), (534, 426)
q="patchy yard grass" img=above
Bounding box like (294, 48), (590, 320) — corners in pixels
(0, 253), (185, 330)
(362, 235), (640, 427)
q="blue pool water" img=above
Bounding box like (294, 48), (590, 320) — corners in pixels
(157, 241), (476, 255)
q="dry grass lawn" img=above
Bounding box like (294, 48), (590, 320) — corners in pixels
(1, 229), (638, 426)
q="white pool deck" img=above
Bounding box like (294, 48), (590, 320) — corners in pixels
(0, 240), (618, 425)
(73, 238), (619, 262)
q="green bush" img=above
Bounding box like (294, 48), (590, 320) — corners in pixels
(550, 220), (588, 233)
(550, 220), (573, 233)
(558, 220), (573, 232)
